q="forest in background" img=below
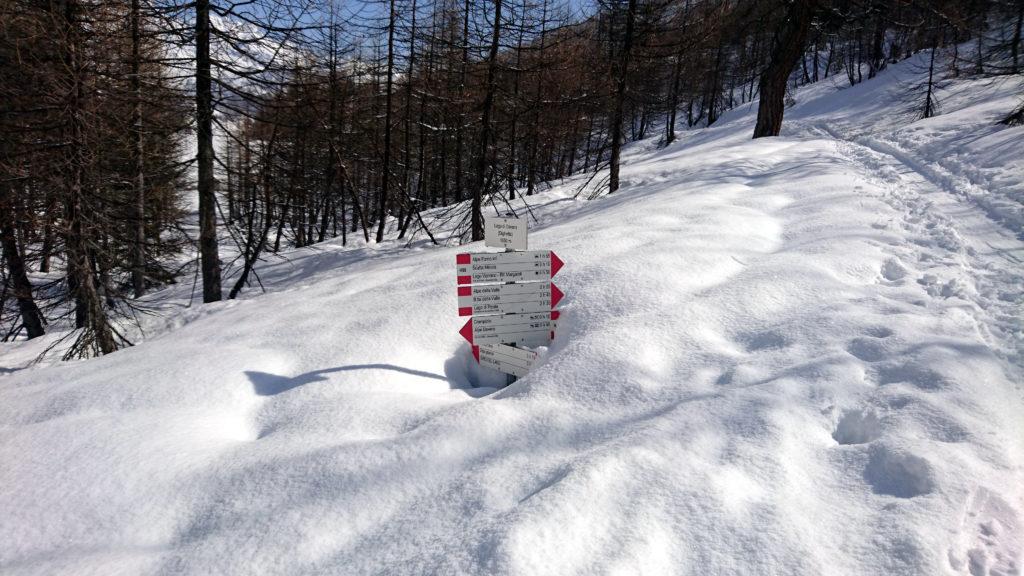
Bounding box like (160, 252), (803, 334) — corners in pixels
(1, 0), (1022, 358)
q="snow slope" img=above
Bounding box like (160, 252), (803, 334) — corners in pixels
(2, 55), (1023, 575)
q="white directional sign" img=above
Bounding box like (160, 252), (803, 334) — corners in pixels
(456, 250), (564, 285)
(458, 282), (564, 316)
(453, 216), (566, 382)
(460, 310), (559, 347)
(474, 343), (538, 377)
(485, 216), (527, 251)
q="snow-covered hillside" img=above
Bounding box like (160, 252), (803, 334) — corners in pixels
(2, 54), (1022, 575)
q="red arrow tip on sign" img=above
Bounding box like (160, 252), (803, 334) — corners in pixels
(551, 283), (564, 308)
(460, 318), (474, 344)
(550, 252), (564, 277)
(472, 346), (480, 362)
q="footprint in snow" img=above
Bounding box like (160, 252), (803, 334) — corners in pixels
(876, 362), (950, 391)
(844, 325), (894, 363)
(918, 274), (969, 299)
(948, 488), (1023, 576)
(863, 443), (936, 498)
(832, 409), (883, 445)
(715, 367), (735, 386)
(864, 326), (895, 338)
(880, 257), (909, 282)
(738, 330), (790, 353)
(846, 337), (889, 362)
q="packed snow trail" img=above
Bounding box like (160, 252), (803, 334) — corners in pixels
(2, 56), (1023, 575)
(814, 123), (1023, 360)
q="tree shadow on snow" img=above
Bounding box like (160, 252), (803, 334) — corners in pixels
(246, 364), (450, 396)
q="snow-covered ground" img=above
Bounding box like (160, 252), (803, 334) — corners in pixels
(2, 53), (1022, 575)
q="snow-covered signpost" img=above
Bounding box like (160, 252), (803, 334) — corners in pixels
(456, 216), (564, 383)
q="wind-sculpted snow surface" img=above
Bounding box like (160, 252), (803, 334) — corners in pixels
(2, 56), (1023, 575)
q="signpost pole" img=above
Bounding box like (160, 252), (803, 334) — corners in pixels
(504, 244), (518, 386)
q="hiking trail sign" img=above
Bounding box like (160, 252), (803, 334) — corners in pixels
(455, 216), (565, 381)
(455, 251), (563, 285)
(458, 282), (564, 316)
(485, 216), (527, 251)
(459, 310), (561, 347)
(473, 343), (538, 378)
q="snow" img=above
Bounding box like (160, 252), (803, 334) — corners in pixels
(2, 53), (1023, 575)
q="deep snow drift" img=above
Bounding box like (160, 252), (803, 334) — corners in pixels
(2, 54), (1023, 575)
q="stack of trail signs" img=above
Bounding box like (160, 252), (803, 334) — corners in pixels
(456, 216), (565, 379)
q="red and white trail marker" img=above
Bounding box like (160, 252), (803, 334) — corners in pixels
(459, 311), (560, 347)
(455, 251), (564, 285)
(458, 282), (563, 316)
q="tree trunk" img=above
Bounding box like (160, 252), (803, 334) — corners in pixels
(130, 0), (146, 298)
(922, 40), (937, 119)
(1, 218), (45, 339)
(62, 0), (116, 355)
(1012, 0), (1022, 74)
(230, 136), (277, 299)
(454, 0), (470, 203)
(753, 0), (817, 139)
(471, 0), (503, 240)
(403, 0), (418, 209)
(666, 51), (684, 145)
(609, 0), (637, 193)
(526, 0), (549, 196)
(196, 0), (221, 302)
(868, 6), (886, 79)
(39, 197), (56, 273)
(507, 5), (526, 199)
(376, 0), (397, 243)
